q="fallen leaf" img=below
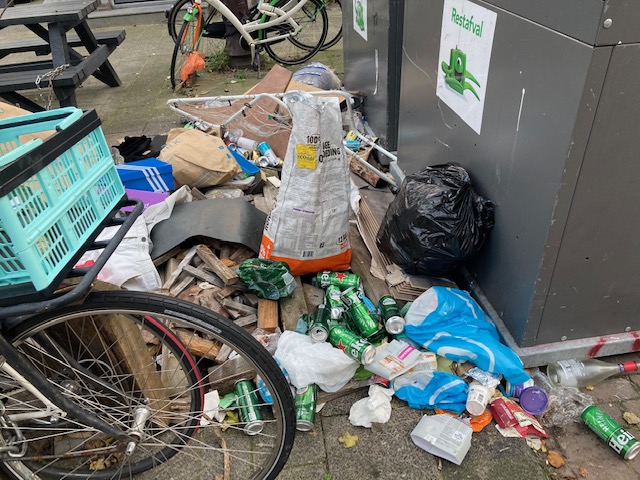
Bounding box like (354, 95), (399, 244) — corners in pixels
(623, 411), (640, 425)
(548, 450), (565, 468)
(585, 385), (595, 391)
(578, 466), (589, 478)
(338, 432), (358, 448)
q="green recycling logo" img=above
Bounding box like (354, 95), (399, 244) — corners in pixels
(441, 48), (480, 101)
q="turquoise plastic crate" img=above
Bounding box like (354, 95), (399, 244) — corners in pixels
(0, 107), (125, 291)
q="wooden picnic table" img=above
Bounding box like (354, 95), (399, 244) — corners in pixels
(0, 0), (124, 110)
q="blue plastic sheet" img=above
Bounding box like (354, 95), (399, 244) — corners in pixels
(404, 287), (530, 385)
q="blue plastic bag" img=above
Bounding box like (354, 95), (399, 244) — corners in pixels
(393, 371), (468, 413)
(404, 287), (530, 385)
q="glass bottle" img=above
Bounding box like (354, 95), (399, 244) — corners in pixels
(547, 358), (639, 388)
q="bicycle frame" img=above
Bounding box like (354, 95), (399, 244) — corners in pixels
(194, 0), (319, 58)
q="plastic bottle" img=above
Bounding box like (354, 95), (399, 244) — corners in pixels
(546, 358), (639, 388)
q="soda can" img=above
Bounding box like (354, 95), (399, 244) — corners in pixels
(341, 287), (381, 338)
(308, 304), (331, 342)
(257, 156), (270, 168)
(325, 285), (345, 320)
(581, 405), (640, 460)
(295, 384), (317, 431)
(328, 325), (376, 365)
(378, 295), (405, 335)
(258, 141), (281, 166)
(316, 271), (360, 290)
(234, 379), (264, 435)
(236, 136), (259, 151)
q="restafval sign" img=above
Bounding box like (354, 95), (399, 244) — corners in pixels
(436, 0), (497, 134)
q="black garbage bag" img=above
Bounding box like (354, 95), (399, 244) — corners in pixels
(376, 163), (494, 277)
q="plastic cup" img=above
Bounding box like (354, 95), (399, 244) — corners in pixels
(519, 386), (549, 416)
(466, 381), (495, 416)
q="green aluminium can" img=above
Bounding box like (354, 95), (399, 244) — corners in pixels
(341, 287), (381, 338)
(328, 325), (376, 365)
(316, 270), (360, 290)
(581, 405), (640, 460)
(295, 384), (317, 431)
(234, 379), (264, 436)
(308, 304), (331, 342)
(325, 285), (345, 320)
(378, 295), (406, 335)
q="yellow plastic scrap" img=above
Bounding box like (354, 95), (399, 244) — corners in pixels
(338, 432), (358, 448)
(222, 410), (240, 431)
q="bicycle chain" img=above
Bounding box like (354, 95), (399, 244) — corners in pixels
(0, 401), (27, 458)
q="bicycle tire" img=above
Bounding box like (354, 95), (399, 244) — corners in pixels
(171, 14), (216, 90)
(0, 291), (295, 480)
(167, 0), (220, 42)
(264, 0), (328, 66)
(320, 0), (342, 50)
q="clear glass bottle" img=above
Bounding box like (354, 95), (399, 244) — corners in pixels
(547, 358), (639, 388)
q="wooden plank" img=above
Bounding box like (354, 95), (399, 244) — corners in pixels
(174, 329), (220, 360)
(219, 244), (232, 260)
(196, 245), (239, 285)
(182, 264), (225, 288)
(229, 245), (256, 262)
(234, 314), (258, 327)
(279, 276), (308, 331)
(100, 313), (168, 413)
(197, 288), (230, 318)
(169, 275), (195, 296)
(242, 292), (260, 307)
(349, 223), (390, 302)
(221, 258), (238, 268)
(152, 246), (181, 267)
(163, 246), (197, 289)
(215, 344), (233, 364)
(257, 299), (279, 332)
(222, 298), (257, 317)
(303, 283), (325, 310)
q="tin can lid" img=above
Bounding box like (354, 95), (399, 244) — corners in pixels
(625, 440), (640, 460)
(384, 316), (405, 335)
(244, 420), (264, 436)
(361, 345), (377, 365)
(519, 386), (549, 416)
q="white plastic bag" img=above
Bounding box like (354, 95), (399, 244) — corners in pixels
(274, 331), (358, 392)
(259, 92), (351, 275)
(348, 385), (394, 428)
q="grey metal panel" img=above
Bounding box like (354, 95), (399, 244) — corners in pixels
(536, 43), (640, 344)
(343, 0), (404, 150)
(528, 47), (612, 346)
(397, 0), (595, 345)
(481, 0), (604, 45)
(595, 0), (640, 46)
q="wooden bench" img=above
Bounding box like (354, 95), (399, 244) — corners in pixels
(0, 29), (126, 60)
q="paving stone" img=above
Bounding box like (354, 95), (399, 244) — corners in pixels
(553, 419), (640, 480)
(440, 425), (546, 480)
(287, 417), (328, 467)
(586, 377), (640, 404)
(321, 407), (441, 480)
(277, 462), (330, 480)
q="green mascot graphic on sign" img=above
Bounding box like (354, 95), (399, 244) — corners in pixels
(441, 48), (480, 101)
(355, 1), (365, 31)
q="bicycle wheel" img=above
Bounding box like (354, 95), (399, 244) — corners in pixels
(0, 291), (295, 480)
(167, 0), (220, 42)
(264, 0), (328, 66)
(320, 0), (342, 50)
